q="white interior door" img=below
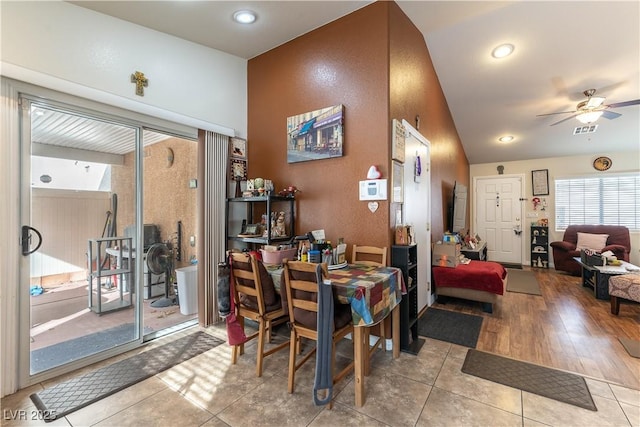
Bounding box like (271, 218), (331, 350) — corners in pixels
(401, 120), (431, 309)
(474, 175), (523, 264)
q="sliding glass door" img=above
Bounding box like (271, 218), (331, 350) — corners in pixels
(22, 100), (140, 376)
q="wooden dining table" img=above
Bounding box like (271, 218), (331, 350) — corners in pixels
(268, 262), (405, 406)
(327, 263), (404, 406)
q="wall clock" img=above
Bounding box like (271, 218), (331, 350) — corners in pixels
(593, 156), (612, 171)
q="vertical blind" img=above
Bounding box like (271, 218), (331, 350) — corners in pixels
(555, 174), (640, 231)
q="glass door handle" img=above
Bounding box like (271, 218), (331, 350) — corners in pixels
(21, 225), (42, 256)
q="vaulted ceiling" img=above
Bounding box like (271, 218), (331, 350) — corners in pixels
(69, 1), (640, 164)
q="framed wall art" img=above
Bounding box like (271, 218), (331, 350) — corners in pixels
(392, 118), (406, 163)
(532, 169), (549, 196)
(230, 158), (247, 180)
(392, 161), (404, 203)
(230, 137), (247, 159)
(287, 104), (344, 163)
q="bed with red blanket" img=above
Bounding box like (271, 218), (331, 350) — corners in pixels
(432, 260), (507, 313)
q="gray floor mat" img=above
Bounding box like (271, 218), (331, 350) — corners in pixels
(462, 349), (596, 411)
(30, 331), (223, 421)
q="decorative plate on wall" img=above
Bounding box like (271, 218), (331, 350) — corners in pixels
(593, 156), (612, 171)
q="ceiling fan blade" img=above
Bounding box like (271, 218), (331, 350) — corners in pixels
(550, 114), (579, 126)
(601, 110), (622, 120)
(536, 110), (576, 117)
(606, 99), (640, 109)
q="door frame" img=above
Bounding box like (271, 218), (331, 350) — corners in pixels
(4, 78), (199, 391)
(472, 173), (526, 266)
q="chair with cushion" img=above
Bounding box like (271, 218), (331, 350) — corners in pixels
(351, 245), (387, 266)
(282, 259), (354, 406)
(550, 225), (631, 276)
(230, 252), (289, 377)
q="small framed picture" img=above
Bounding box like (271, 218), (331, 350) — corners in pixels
(230, 137), (247, 159)
(230, 158), (247, 180)
(532, 169), (549, 196)
(392, 119), (406, 163)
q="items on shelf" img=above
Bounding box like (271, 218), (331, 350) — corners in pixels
(530, 225), (549, 268)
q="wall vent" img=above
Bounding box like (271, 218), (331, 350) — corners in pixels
(573, 124), (598, 135)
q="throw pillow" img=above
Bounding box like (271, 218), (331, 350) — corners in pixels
(575, 232), (609, 251)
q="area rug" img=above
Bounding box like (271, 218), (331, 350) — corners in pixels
(506, 269), (542, 295)
(31, 331), (223, 421)
(417, 308), (483, 348)
(462, 349), (597, 411)
(500, 262), (522, 270)
(619, 337), (640, 358)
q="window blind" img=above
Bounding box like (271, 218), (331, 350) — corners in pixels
(555, 174), (640, 231)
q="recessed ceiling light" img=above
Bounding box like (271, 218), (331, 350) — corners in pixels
(491, 43), (514, 59)
(233, 10), (256, 24)
(498, 135), (514, 143)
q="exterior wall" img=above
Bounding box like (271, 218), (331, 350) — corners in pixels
(247, 2), (470, 253)
(470, 151), (640, 266)
(30, 190), (111, 282)
(111, 138), (198, 268)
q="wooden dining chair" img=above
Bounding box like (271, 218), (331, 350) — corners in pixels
(229, 252), (289, 377)
(350, 244), (389, 373)
(351, 245), (387, 266)
(282, 259), (354, 407)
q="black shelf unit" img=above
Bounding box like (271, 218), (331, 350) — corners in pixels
(530, 225), (549, 268)
(391, 244), (425, 355)
(226, 195), (296, 250)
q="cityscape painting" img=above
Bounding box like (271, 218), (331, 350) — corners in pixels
(287, 104), (344, 163)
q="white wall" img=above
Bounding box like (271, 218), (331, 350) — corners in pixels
(0, 1), (247, 137)
(470, 151), (640, 266)
(0, 1), (247, 396)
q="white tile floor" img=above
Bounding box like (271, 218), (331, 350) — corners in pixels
(2, 324), (639, 427)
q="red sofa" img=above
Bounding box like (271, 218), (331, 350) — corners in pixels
(550, 225), (631, 276)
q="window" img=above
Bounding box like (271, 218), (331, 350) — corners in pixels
(555, 174), (640, 231)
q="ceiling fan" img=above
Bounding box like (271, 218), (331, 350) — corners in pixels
(537, 89), (640, 126)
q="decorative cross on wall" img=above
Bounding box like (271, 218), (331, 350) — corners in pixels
(130, 71), (148, 96)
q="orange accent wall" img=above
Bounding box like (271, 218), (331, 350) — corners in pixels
(247, 2), (469, 250)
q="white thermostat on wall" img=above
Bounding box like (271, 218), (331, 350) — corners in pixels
(359, 179), (387, 201)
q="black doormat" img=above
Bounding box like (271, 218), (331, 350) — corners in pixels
(500, 262), (522, 269)
(462, 349), (597, 411)
(30, 331), (223, 422)
(417, 308), (483, 348)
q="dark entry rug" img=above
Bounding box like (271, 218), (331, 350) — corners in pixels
(506, 269), (542, 296)
(30, 331), (223, 422)
(499, 262), (522, 270)
(417, 308), (483, 348)
(462, 349), (597, 411)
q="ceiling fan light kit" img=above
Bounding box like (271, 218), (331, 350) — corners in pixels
(538, 88), (639, 126)
(576, 110), (603, 124)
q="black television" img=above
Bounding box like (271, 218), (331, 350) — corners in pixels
(448, 182), (468, 235)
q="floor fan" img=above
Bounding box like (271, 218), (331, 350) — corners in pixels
(146, 243), (177, 308)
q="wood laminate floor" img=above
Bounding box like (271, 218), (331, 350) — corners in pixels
(433, 267), (640, 390)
